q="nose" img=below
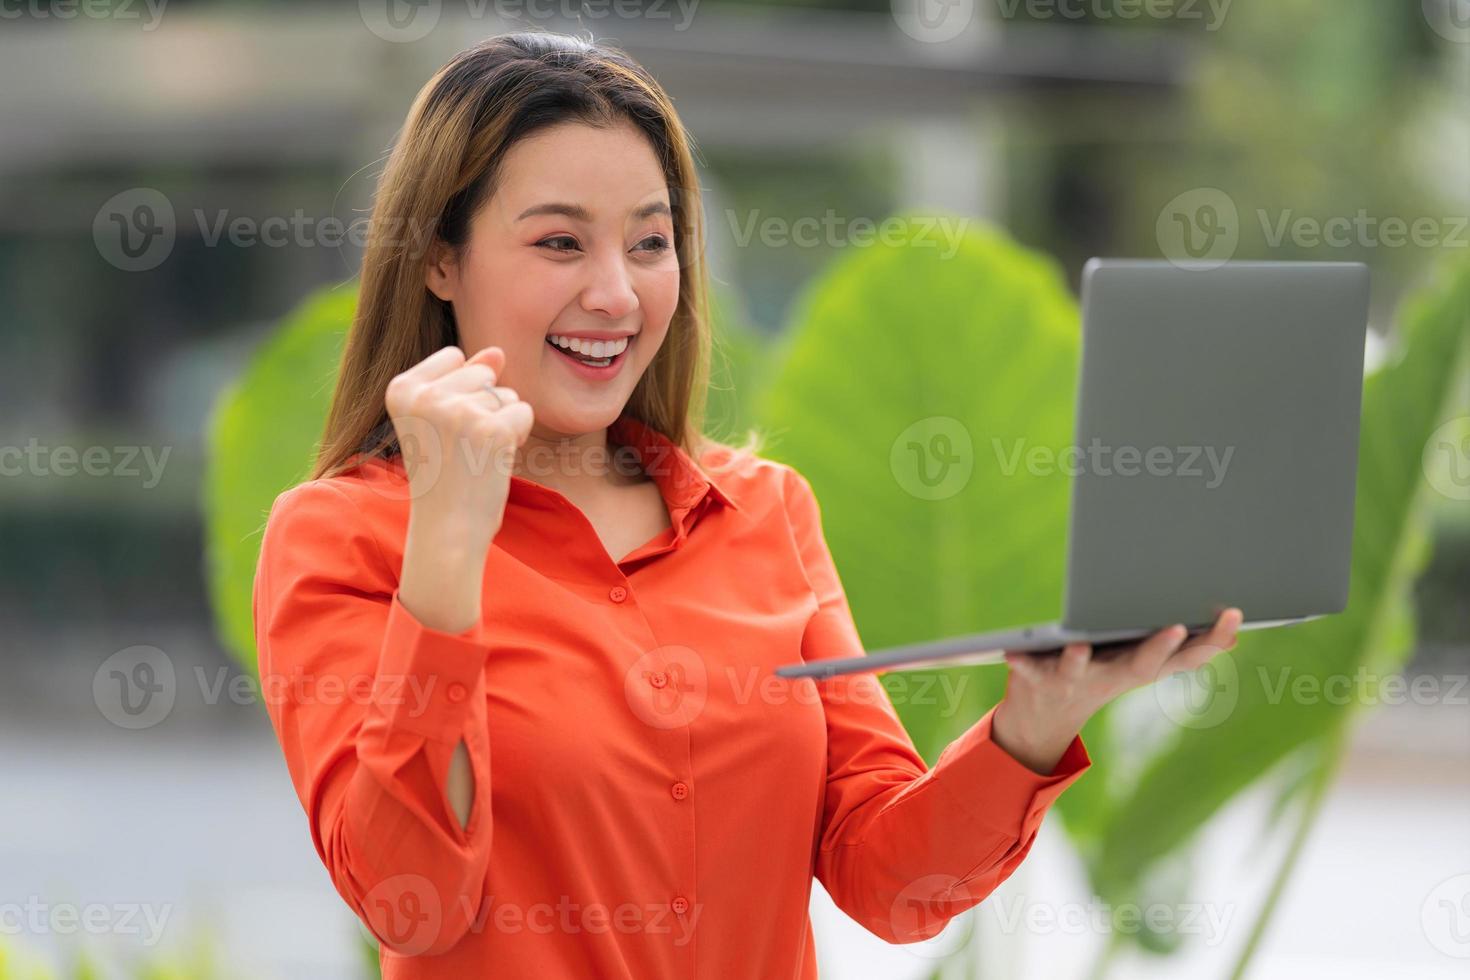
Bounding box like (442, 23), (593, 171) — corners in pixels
(579, 246), (640, 320)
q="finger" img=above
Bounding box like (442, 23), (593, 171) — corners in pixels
(1165, 640), (1226, 675)
(1133, 623), (1189, 679)
(495, 399), (535, 445)
(1182, 607), (1242, 654)
(436, 362), (507, 395)
(481, 385), (520, 404)
(1218, 607), (1243, 648)
(454, 385), (521, 409)
(461, 400), (536, 477)
(1003, 650), (1043, 683)
(1059, 642), (1092, 681)
(397, 344), (466, 386)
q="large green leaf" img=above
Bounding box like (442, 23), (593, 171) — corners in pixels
(1090, 260), (1470, 903)
(202, 286), (354, 675)
(752, 213), (1117, 822)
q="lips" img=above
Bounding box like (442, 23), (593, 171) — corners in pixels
(546, 332), (636, 357)
(547, 337), (626, 361)
(545, 333), (634, 378)
(546, 332), (638, 342)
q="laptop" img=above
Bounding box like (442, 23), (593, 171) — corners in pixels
(773, 259), (1371, 681)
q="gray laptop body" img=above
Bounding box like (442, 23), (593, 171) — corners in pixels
(774, 259), (1371, 680)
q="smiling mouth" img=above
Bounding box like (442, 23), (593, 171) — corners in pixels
(545, 334), (634, 368)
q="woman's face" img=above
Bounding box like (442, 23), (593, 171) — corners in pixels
(424, 119), (681, 441)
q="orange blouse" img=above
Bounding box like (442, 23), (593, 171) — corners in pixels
(252, 412), (1091, 979)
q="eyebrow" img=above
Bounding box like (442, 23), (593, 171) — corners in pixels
(515, 201), (671, 223)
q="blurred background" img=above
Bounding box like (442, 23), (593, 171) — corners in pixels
(1, 1), (1467, 978)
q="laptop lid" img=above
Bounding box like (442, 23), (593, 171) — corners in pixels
(1061, 259), (1370, 631)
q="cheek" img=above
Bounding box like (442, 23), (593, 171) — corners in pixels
(456, 248), (568, 349)
(637, 267), (682, 337)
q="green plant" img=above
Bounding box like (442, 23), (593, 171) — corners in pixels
(204, 285), (356, 675)
(752, 212), (1470, 977)
(0, 930), (225, 980)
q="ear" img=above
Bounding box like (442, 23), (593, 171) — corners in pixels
(423, 239), (460, 302)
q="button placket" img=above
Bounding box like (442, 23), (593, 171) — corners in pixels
(609, 569), (697, 934)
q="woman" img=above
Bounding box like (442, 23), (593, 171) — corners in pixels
(252, 31), (1241, 979)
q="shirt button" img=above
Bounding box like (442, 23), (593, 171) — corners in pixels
(446, 682), (468, 704)
(649, 671), (667, 689)
(672, 896), (689, 915)
(609, 585), (628, 603)
(671, 781), (689, 800)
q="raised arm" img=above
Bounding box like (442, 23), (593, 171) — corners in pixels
(780, 466), (1092, 944)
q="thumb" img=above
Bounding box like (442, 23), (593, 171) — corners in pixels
(468, 345), (505, 373)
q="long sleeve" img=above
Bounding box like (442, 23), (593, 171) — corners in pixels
(252, 480), (495, 957)
(781, 467), (1092, 944)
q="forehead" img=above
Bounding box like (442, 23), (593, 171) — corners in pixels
(490, 119), (669, 219)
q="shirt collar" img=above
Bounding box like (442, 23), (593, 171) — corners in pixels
(605, 413), (741, 516)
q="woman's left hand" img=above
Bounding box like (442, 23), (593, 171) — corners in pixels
(992, 607), (1244, 774)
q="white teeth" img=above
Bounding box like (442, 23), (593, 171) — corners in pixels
(548, 334), (630, 358)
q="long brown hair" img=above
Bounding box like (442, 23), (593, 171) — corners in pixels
(311, 30), (758, 482)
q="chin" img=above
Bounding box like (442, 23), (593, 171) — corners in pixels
(537, 402), (625, 438)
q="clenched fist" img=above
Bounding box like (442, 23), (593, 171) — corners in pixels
(386, 344), (534, 634)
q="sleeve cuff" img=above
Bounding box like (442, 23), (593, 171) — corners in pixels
(929, 703), (1092, 842)
(370, 590), (490, 741)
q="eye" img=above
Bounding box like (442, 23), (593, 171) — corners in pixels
(635, 234), (672, 255)
(535, 235), (580, 253)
